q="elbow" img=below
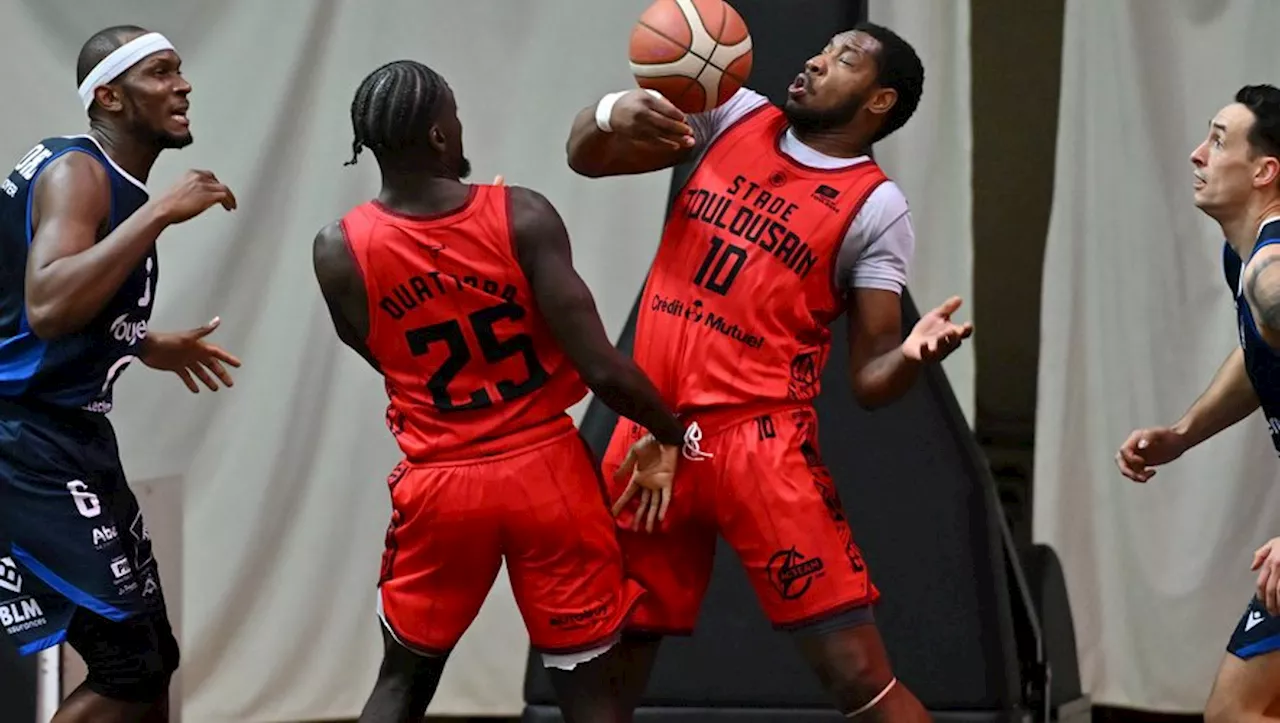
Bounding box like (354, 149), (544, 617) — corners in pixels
(851, 387), (888, 410)
(849, 374), (892, 410)
(580, 365), (621, 395)
(25, 303), (68, 340)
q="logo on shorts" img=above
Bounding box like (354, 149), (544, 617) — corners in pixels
(1246, 609), (1267, 632)
(67, 480), (102, 519)
(0, 557), (22, 594)
(92, 525), (119, 548)
(549, 602), (610, 629)
(130, 511), (154, 572)
(788, 350), (821, 400)
(767, 547), (825, 600)
(110, 557), (132, 581)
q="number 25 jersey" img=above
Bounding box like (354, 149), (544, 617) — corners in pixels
(340, 185), (587, 462)
(634, 103), (890, 411)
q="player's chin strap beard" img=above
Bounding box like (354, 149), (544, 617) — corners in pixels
(682, 422), (714, 461)
(77, 32), (176, 110)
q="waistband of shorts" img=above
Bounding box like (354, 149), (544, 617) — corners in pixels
(406, 413), (578, 467)
(0, 395), (111, 430)
(677, 401), (813, 438)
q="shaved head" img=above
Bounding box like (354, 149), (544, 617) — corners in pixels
(76, 25), (148, 86)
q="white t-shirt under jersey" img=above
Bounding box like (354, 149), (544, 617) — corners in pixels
(684, 88), (914, 296)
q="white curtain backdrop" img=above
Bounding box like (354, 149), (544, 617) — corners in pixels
(868, 0), (974, 425)
(1034, 0), (1280, 712)
(0, 1), (973, 720)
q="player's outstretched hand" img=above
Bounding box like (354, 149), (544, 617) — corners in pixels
(157, 169), (237, 224)
(611, 433), (678, 533)
(610, 89), (697, 151)
(903, 296), (974, 364)
(1252, 537), (1280, 615)
(140, 316), (242, 393)
(1114, 426), (1188, 482)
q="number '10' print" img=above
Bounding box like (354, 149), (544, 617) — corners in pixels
(693, 236), (748, 295)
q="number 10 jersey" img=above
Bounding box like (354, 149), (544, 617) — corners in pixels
(340, 185), (587, 463)
(634, 104), (890, 411)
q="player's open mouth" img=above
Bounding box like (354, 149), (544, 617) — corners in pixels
(788, 74), (808, 98)
(171, 106), (190, 127)
(1193, 175), (1206, 189)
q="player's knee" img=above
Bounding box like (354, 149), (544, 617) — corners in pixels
(1204, 662), (1276, 723)
(827, 670), (897, 718)
(1204, 690), (1246, 723)
(81, 615), (180, 704)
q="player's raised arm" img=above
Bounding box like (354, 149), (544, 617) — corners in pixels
(312, 221), (381, 373)
(507, 185), (685, 446)
(25, 158), (233, 339)
(566, 89), (698, 178)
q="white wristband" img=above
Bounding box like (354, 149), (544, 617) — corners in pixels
(595, 91), (627, 133)
(594, 89), (664, 133)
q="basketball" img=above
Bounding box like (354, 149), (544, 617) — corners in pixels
(628, 0), (753, 114)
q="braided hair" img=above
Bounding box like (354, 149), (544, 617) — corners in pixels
(346, 60), (447, 166)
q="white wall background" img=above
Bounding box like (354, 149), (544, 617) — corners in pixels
(1034, 0), (1280, 712)
(0, 0), (973, 719)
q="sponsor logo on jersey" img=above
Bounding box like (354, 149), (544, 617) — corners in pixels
(110, 314), (149, 346)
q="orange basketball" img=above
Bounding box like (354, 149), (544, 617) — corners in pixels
(628, 0), (753, 114)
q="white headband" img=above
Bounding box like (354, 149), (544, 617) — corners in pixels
(77, 32), (176, 110)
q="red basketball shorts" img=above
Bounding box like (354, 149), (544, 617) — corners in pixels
(378, 416), (644, 656)
(602, 402), (878, 634)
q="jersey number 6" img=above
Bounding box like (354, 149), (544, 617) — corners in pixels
(405, 301), (549, 412)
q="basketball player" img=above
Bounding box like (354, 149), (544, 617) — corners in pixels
(1116, 84), (1280, 723)
(566, 23), (970, 722)
(0, 25), (237, 723)
(312, 60), (688, 723)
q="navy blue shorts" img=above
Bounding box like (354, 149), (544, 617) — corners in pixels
(1226, 594), (1280, 660)
(0, 399), (170, 657)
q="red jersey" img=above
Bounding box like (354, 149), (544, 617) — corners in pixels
(341, 185), (587, 462)
(632, 104), (889, 411)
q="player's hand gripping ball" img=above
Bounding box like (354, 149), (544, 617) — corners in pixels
(629, 0), (753, 114)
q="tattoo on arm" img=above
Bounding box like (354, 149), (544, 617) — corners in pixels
(1246, 254), (1280, 330)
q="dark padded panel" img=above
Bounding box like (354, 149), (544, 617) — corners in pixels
(1025, 543), (1084, 705)
(522, 704), (1019, 723)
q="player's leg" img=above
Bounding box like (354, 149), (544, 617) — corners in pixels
(509, 429), (713, 721)
(718, 407), (928, 720)
(1204, 596), (1280, 722)
(360, 462), (503, 723)
(53, 605), (181, 723)
(356, 623), (450, 723)
(792, 618), (929, 721)
(1, 421), (177, 723)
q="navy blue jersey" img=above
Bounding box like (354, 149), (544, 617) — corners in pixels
(1223, 218), (1280, 452)
(0, 135), (157, 413)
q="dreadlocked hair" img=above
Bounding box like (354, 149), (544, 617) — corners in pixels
(345, 60), (447, 166)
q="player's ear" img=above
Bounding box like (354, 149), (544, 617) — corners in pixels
(428, 124), (447, 154)
(867, 86), (897, 116)
(93, 84), (126, 114)
(1257, 154), (1280, 189)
